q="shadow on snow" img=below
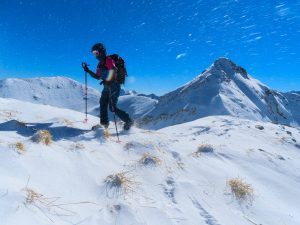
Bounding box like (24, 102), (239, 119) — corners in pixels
(0, 120), (90, 141)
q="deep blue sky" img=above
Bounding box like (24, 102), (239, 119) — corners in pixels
(0, 0), (299, 95)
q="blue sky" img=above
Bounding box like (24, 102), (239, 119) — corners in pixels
(0, 0), (299, 95)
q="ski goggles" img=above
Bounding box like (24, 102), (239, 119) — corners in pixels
(92, 50), (100, 57)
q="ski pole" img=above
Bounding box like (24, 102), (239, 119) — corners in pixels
(109, 87), (120, 142)
(82, 62), (89, 123)
(84, 71), (88, 122)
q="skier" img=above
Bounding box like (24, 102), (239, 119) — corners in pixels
(82, 43), (133, 130)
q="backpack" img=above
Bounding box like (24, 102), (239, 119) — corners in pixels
(108, 54), (127, 84)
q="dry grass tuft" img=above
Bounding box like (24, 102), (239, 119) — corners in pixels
(15, 142), (25, 154)
(22, 186), (94, 221)
(31, 130), (53, 145)
(104, 171), (138, 197)
(9, 142), (26, 154)
(63, 119), (73, 126)
(193, 144), (214, 157)
(23, 188), (44, 204)
(227, 178), (254, 203)
(138, 153), (161, 167)
(104, 129), (110, 138)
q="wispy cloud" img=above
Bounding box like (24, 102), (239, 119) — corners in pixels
(176, 53), (187, 60)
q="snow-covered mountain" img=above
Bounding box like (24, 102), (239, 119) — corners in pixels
(1, 59), (299, 130)
(0, 76), (156, 119)
(82, 89), (158, 120)
(282, 91), (300, 125)
(123, 91), (160, 101)
(89, 94), (158, 119)
(0, 76), (101, 112)
(140, 58), (300, 129)
(1, 97), (300, 225)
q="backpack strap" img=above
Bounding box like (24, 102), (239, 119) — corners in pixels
(105, 57), (116, 70)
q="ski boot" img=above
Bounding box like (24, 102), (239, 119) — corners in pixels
(123, 119), (133, 131)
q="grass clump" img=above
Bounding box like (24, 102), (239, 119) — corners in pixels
(193, 144), (214, 157)
(9, 142), (25, 154)
(31, 130), (52, 145)
(63, 119), (73, 126)
(227, 178), (254, 203)
(138, 153), (161, 167)
(104, 171), (138, 197)
(15, 142), (25, 154)
(23, 187), (44, 204)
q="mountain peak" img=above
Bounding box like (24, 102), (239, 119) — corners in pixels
(213, 57), (234, 68)
(210, 57), (248, 79)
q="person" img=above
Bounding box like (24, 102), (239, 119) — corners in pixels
(82, 43), (133, 130)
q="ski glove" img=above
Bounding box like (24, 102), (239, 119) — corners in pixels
(82, 62), (89, 72)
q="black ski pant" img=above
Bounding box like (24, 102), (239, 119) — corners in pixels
(100, 83), (131, 125)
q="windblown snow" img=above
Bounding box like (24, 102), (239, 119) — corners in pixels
(0, 97), (300, 225)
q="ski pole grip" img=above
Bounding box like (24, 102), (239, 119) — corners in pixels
(82, 62), (89, 68)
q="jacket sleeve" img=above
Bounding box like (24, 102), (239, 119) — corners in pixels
(87, 70), (100, 80)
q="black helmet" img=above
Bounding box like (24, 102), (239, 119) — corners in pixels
(91, 43), (106, 56)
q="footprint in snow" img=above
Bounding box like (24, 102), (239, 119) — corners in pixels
(190, 196), (221, 225)
(163, 177), (176, 204)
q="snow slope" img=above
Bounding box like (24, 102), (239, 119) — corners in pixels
(0, 76), (101, 112)
(140, 58), (300, 129)
(1, 97), (300, 225)
(89, 95), (158, 120)
(0, 76), (156, 119)
(282, 91), (300, 126)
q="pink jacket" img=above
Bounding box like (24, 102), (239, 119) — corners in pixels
(96, 57), (116, 82)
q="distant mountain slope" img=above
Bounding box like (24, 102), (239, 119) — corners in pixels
(0, 76), (156, 119)
(1, 60), (299, 130)
(140, 58), (299, 129)
(0, 76), (101, 112)
(89, 95), (158, 120)
(282, 91), (300, 125)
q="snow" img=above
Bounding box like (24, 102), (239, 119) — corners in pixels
(140, 58), (300, 129)
(0, 76), (101, 113)
(0, 76), (156, 120)
(1, 97), (300, 225)
(89, 95), (157, 121)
